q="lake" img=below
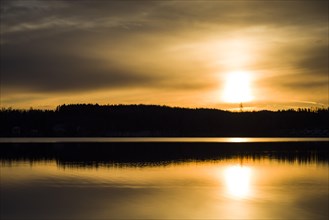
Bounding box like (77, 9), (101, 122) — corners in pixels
(1, 138), (328, 220)
(0, 137), (328, 143)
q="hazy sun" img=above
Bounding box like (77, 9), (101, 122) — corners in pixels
(222, 71), (253, 103)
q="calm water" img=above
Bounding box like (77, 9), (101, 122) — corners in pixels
(1, 140), (328, 220)
(0, 137), (328, 143)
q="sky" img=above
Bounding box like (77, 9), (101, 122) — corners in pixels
(1, 0), (328, 110)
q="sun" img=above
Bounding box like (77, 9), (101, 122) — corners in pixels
(222, 71), (253, 103)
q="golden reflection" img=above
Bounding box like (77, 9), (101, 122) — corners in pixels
(226, 137), (250, 143)
(224, 165), (252, 198)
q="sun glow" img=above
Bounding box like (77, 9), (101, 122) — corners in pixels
(222, 71), (253, 103)
(224, 166), (252, 198)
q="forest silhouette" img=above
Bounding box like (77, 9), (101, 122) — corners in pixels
(1, 104), (328, 137)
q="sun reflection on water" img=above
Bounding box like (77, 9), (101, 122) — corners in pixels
(224, 165), (252, 199)
(226, 137), (250, 143)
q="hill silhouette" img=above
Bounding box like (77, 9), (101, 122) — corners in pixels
(1, 104), (328, 137)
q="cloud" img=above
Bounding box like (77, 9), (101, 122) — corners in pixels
(3, 1), (327, 37)
(1, 39), (159, 93)
(1, 27), (217, 94)
(1, 0), (328, 108)
(297, 45), (329, 75)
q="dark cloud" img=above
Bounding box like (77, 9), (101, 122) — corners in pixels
(2, 1), (327, 36)
(297, 45), (329, 75)
(1, 1), (158, 36)
(281, 79), (328, 91)
(1, 38), (158, 93)
(1, 27), (213, 93)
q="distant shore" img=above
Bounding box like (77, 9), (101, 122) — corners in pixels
(1, 104), (328, 137)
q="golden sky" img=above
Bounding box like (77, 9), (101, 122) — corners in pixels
(1, 1), (328, 110)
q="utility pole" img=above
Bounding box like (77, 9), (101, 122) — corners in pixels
(239, 102), (243, 112)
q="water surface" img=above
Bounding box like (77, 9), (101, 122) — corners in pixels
(1, 140), (328, 219)
(1, 158), (328, 220)
(0, 137), (328, 143)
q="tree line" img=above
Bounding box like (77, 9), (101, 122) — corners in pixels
(1, 104), (328, 137)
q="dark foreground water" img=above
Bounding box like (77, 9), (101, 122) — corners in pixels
(0, 139), (328, 220)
